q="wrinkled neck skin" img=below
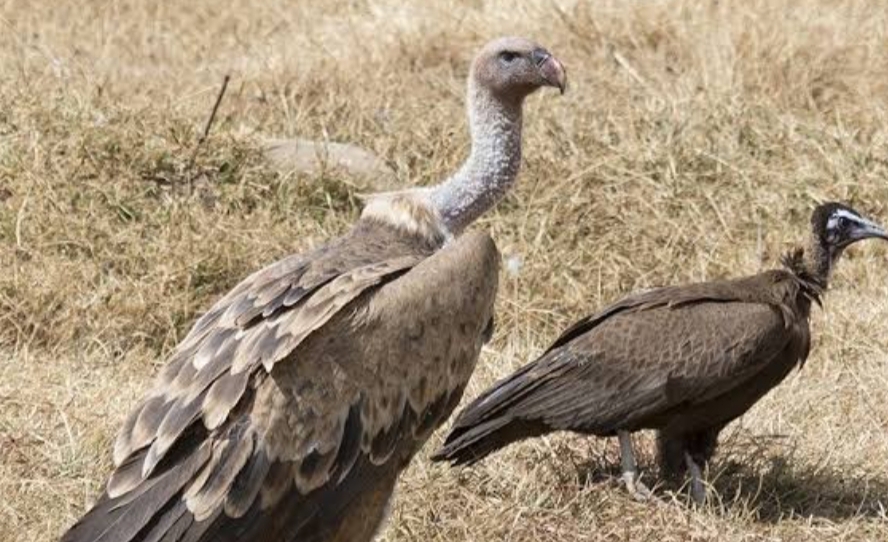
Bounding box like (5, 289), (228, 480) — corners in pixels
(428, 83), (524, 235)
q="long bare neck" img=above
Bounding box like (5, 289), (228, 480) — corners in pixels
(428, 83), (523, 234)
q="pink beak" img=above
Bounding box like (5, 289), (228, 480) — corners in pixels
(533, 49), (567, 94)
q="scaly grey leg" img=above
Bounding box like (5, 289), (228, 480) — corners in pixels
(684, 452), (706, 505)
(618, 430), (652, 501)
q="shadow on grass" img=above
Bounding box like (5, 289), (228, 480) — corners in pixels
(709, 455), (888, 523)
(566, 434), (888, 523)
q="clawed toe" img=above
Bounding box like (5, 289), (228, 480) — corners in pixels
(623, 473), (654, 501)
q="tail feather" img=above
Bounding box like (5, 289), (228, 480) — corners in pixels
(431, 359), (560, 465)
(431, 416), (547, 465)
(432, 348), (613, 466)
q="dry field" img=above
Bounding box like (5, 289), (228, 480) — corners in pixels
(3, 0), (888, 540)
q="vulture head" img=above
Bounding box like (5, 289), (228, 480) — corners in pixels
(810, 202), (888, 273)
(813, 202), (888, 248)
(371, 36), (565, 238)
(471, 36), (567, 101)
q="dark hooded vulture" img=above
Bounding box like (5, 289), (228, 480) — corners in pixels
(60, 37), (566, 542)
(433, 202), (888, 504)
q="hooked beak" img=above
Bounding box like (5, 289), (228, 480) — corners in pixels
(532, 48), (567, 94)
(848, 218), (888, 244)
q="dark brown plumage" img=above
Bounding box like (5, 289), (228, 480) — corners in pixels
(433, 202), (888, 503)
(60, 36), (565, 542)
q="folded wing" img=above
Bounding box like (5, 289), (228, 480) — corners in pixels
(433, 273), (810, 465)
(61, 223), (500, 542)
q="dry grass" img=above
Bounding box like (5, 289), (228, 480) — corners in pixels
(2, 0), (888, 540)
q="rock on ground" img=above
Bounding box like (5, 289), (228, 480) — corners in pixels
(261, 137), (397, 191)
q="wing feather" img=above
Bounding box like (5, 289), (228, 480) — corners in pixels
(125, 396), (167, 460)
(140, 501), (189, 542)
(186, 426), (255, 521)
(201, 372), (249, 430)
(107, 447), (151, 499)
(62, 223), (499, 542)
(60, 441), (211, 542)
(435, 276), (806, 465)
(224, 446), (271, 518)
(143, 392), (207, 477)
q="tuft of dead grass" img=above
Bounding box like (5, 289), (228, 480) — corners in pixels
(2, 0), (888, 540)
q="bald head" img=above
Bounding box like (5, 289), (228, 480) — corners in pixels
(423, 37), (565, 234)
(470, 37), (567, 102)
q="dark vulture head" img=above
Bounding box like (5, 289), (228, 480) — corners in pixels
(813, 202), (888, 248)
(471, 36), (567, 101)
(810, 202), (888, 272)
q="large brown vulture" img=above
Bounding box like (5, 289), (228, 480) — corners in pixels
(60, 36), (566, 542)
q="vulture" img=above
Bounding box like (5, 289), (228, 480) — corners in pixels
(60, 37), (566, 542)
(433, 202), (888, 504)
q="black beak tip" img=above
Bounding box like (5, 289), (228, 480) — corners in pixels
(531, 48), (550, 67)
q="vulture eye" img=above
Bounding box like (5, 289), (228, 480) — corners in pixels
(498, 51), (520, 64)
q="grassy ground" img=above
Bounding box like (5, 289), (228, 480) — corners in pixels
(2, 0), (888, 540)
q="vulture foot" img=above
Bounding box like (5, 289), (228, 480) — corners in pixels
(622, 471), (654, 501)
(617, 430), (653, 501)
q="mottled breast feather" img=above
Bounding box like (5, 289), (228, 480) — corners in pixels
(61, 210), (501, 542)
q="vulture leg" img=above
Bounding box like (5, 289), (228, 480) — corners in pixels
(658, 427), (720, 503)
(656, 432), (686, 482)
(687, 427), (721, 467)
(617, 431), (652, 501)
(684, 452), (706, 505)
(657, 427), (721, 488)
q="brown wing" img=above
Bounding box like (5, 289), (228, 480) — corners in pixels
(60, 222), (499, 542)
(433, 272), (810, 465)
